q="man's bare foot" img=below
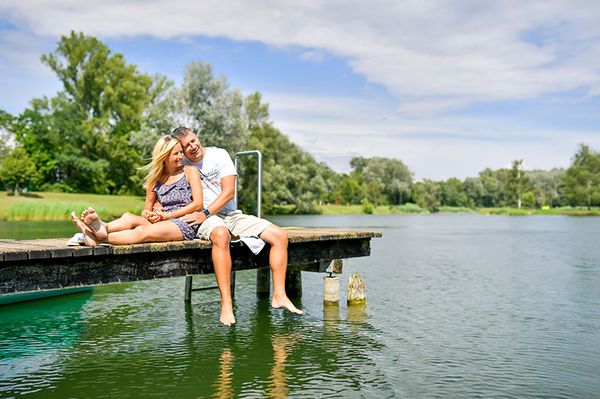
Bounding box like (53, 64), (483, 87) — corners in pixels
(272, 294), (303, 314)
(70, 211), (100, 247)
(82, 207), (108, 241)
(220, 305), (236, 326)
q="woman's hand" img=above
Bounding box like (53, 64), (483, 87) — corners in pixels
(142, 209), (161, 224)
(154, 209), (172, 220)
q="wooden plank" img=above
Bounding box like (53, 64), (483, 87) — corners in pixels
(0, 229), (381, 261)
(0, 229), (382, 295)
(92, 245), (111, 256)
(1, 251), (28, 262)
(27, 249), (52, 260)
(0, 235), (376, 294)
(72, 246), (94, 257)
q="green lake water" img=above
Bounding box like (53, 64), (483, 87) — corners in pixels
(1, 215), (599, 398)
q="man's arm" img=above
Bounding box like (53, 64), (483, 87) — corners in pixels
(181, 175), (235, 226)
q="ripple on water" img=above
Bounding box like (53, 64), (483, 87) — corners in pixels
(2, 215), (600, 398)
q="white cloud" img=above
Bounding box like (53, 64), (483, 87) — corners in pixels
(1, 0), (600, 178)
(2, 0), (600, 113)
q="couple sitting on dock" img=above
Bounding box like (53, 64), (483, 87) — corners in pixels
(71, 127), (302, 325)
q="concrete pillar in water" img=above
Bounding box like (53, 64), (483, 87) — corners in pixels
(347, 272), (366, 305)
(323, 275), (340, 304)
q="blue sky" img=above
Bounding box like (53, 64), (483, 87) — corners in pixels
(1, 0), (600, 179)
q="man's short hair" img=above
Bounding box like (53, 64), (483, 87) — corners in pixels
(171, 126), (193, 139)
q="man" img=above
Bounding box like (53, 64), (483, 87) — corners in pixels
(171, 126), (303, 326)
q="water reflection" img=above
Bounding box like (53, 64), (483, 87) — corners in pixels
(346, 303), (368, 332)
(0, 292), (92, 395)
(266, 333), (301, 399)
(0, 275), (394, 398)
(213, 349), (234, 399)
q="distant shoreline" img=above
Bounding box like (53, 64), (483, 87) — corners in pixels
(1, 191), (598, 221)
(316, 204), (600, 216)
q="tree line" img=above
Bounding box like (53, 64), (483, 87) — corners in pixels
(1, 32), (599, 213)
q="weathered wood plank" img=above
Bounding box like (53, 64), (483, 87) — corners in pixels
(0, 229), (381, 295)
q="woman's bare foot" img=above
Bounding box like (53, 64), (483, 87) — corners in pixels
(81, 207), (108, 241)
(272, 294), (303, 314)
(70, 211), (100, 247)
(220, 305), (236, 326)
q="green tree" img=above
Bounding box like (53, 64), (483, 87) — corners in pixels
(528, 168), (565, 208)
(463, 177), (486, 207)
(330, 174), (364, 205)
(0, 147), (39, 194)
(564, 144), (600, 209)
(440, 178), (469, 207)
(479, 168), (509, 207)
(14, 32), (158, 194)
(412, 180), (440, 212)
(350, 156), (412, 205)
(236, 94), (330, 214)
(506, 160), (531, 209)
(247, 124), (329, 213)
(178, 62), (248, 154)
(365, 179), (384, 206)
(0, 110), (14, 160)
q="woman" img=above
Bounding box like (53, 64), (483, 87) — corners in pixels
(70, 135), (203, 246)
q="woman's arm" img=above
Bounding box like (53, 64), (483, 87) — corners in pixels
(163, 166), (203, 219)
(142, 185), (160, 223)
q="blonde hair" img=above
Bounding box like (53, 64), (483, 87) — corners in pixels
(140, 135), (180, 190)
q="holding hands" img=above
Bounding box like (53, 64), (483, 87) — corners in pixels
(142, 200), (173, 223)
(141, 209), (162, 223)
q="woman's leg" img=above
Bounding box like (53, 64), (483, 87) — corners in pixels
(105, 212), (150, 232)
(82, 208), (150, 241)
(106, 220), (183, 245)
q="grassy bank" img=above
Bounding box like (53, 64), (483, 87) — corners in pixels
(318, 203), (429, 215)
(477, 207), (600, 216)
(0, 191), (145, 221)
(2, 192), (598, 220)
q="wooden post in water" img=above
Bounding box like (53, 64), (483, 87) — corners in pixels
(285, 270), (302, 298)
(256, 268), (270, 298)
(347, 272), (366, 305)
(184, 275), (193, 302)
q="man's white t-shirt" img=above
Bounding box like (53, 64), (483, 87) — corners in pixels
(183, 147), (237, 215)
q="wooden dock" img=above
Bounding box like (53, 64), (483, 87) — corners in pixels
(0, 229), (381, 296)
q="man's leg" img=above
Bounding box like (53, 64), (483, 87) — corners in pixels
(210, 226), (236, 326)
(260, 225), (303, 314)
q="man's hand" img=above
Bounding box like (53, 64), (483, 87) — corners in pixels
(181, 211), (207, 227)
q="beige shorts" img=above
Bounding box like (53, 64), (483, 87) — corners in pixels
(196, 210), (272, 240)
